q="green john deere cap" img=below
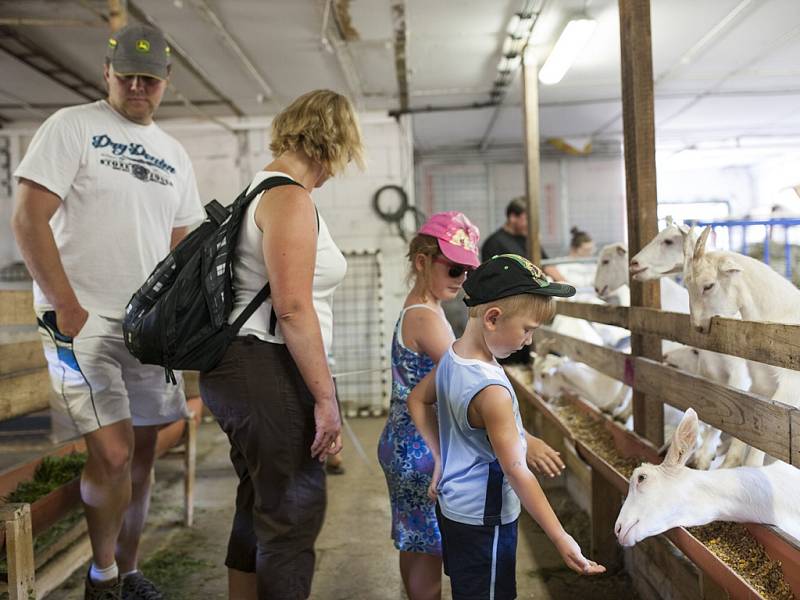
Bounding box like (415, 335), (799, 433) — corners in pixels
(106, 24), (171, 80)
(462, 254), (576, 307)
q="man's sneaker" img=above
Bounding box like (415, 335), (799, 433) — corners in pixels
(122, 572), (164, 600)
(85, 572), (122, 600)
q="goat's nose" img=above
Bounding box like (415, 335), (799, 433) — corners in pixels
(630, 260), (639, 269)
(614, 522), (621, 535)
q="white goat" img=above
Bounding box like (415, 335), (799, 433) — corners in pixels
(614, 408), (800, 546)
(683, 227), (800, 465)
(629, 216), (693, 282)
(594, 243), (690, 313)
(630, 221), (760, 468)
(662, 346), (751, 469)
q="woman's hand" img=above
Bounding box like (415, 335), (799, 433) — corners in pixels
(526, 436), (565, 478)
(554, 533), (606, 576)
(311, 396), (342, 461)
(427, 459), (442, 501)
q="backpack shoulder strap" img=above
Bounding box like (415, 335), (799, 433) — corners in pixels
(229, 176), (311, 336)
(240, 175), (304, 208)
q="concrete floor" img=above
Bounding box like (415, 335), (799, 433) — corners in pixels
(38, 416), (638, 599)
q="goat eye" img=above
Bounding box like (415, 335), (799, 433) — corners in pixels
(637, 474), (647, 484)
(664, 239), (673, 246)
(703, 283), (715, 292)
(602, 260), (609, 265)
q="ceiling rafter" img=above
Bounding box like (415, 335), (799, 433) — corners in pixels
(0, 26), (106, 102)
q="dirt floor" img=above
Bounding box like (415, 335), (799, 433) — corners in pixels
(34, 416), (638, 599)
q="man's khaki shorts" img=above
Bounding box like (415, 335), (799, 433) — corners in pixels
(36, 309), (188, 441)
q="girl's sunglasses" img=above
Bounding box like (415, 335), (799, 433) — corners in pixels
(433, 257), (473, 278)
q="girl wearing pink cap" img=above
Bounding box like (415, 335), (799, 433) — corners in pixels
(378, 211), (480, 599)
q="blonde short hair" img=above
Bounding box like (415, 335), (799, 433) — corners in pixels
(468, 293), (556, 324)
(270, 89), (365, 176)
(406, 234), (439, 301)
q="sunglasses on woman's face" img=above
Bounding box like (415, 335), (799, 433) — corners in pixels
(433, 257), (473, 278)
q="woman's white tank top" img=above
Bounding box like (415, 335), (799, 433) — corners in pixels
(228, 170), (347, 352)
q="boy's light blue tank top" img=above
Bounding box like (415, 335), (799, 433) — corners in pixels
(435, 345), (526, 526)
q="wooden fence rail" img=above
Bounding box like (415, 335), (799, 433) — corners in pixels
(533, 328), (797, 464)
(554, 301), (800, 372)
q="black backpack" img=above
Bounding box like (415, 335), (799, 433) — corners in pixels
(123, 175), (304, 382)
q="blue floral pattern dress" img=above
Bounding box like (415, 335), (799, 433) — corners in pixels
(378, 304), (450, 555)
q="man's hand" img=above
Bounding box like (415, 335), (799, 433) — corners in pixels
(526, 436), (565, 478)
(555, 533), (606, 576)
(311, 397), (342, 462)
(56, 305), (89, 339)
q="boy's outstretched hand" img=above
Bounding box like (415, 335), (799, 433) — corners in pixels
(555, 533), (606, 576)
(526, 436), (565, 478)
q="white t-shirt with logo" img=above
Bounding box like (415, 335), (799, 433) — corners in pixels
(15, 100), (204, 318)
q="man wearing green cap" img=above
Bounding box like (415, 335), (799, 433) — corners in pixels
(12, 23), (203, 600)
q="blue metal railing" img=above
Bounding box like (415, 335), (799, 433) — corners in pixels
(686, 218), (800, 280)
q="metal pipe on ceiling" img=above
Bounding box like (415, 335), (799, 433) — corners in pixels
(478, 0), (546, 152)
(125, 2), (246, 117)
(0, 18), (105, 27)
(188, 0), (275, 102)
(75, 0), (247, 118)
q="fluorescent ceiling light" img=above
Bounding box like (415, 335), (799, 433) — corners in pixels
(538, 18), (597, 85)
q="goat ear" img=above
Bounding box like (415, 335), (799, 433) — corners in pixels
(694, 226), (712, 259)
(663, 408), (699, 467)
(718, 256), (743, 276)
(615, 244), (628, 257)
(682, 226), (696, 274)
(665, 215), (674, 227)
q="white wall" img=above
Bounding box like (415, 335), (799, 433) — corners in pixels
(417, 154), (627, 257)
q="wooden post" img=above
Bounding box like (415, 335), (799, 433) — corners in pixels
(107, 0), (128, 32)
(522, 53), (542, 266)
(618, 0), (664, 446)
(1, 503), (36, 600)
(590, 468), (623, 572)
(183, 412), (197, 527)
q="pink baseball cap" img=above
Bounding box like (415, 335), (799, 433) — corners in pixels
(418, 211), (481, 268)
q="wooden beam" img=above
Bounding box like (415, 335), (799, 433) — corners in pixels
(0, 290), (36, 326)
(554, 301), (800, 373)
(0, 504), (35, 600)
(534, 328), (794, 462)
(591, 463), (624, 572)
(0, 368), (51, 421)
(630, 307), (800, 372)
(555, 301), (630, 329)
(522, 55), (542, 265)
(792, 411), (800, 467)
(619, 0), (663, 446)
(0, 340), (46, 376)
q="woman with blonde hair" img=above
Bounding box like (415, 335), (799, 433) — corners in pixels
(200, 89), (364, 600)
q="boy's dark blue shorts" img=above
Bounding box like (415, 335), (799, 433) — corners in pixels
(436, 504), (518, 600)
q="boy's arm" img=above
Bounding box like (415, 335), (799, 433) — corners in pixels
(407, 368), (442, 499)
(476, 386), (605, 576)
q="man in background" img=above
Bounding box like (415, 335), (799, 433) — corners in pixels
(481, 197), (566, 282)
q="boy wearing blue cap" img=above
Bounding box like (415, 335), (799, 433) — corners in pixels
(408, 254), (605, 599)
